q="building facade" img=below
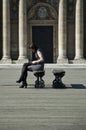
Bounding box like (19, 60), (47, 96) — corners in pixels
(0, 0), (86, 64)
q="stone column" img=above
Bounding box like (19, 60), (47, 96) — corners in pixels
(1, 0), (11, 63)
(18, 0), (28, 63)
(57, 0), (68, 64)
(74, 0), (85, 63)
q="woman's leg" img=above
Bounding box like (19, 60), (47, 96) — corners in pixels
(16, 63), (30, 83)
(23, 71), (28, 85)
(19, 66), (32, 88)
(18, 63), (29, 88)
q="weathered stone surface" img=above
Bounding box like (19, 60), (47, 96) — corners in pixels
(0, 68), (86, 130)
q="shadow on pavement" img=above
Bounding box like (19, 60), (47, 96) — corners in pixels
(0, 84), (86, 89)
(26, 84), (86, 89)
(71, 84), (86, 89)
(65, 84), (86, 89)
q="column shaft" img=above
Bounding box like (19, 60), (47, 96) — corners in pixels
(75, 0), (84, 59)
(2, 0), (11, 63)
(57, 0), (68, 63)
(18, 0), (27, 61)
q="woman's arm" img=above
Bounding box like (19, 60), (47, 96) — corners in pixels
(32, 50), (44, 64)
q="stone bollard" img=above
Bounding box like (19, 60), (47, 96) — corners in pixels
(34, 70), (45, 88)
(52, 69), (66, 88)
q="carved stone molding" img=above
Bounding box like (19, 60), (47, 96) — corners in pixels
(27, 0), (59, 11)
(28, 3), (57, 20)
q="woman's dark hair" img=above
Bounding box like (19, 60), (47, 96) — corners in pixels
(29, 43), (38, 51)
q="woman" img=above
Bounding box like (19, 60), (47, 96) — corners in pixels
(16, 44), (44, 88)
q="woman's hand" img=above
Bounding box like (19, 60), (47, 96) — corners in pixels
(32, 61), (38, 64)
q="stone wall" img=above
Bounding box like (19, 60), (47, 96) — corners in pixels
(1, 0), (86, 63)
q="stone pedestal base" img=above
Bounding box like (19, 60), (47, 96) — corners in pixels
(73, 59), (86, 64)
(0, 58), (12, 64)
(16, 58), (28, 64)
(57, 58), (68, 64)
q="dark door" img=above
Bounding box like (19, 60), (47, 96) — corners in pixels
(32, 26), (53, 63)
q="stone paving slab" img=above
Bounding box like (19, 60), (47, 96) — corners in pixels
(0, 68), (86, 130)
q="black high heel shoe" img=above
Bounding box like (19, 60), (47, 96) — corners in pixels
(19, 84), (24, 88)
(24, 83), (27, 88)
(19, 82), (27, 88)
(24, 85), (27, 88)
(16, 80), (21, 83)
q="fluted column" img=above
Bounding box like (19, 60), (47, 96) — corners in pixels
(1, 0), (11, 63)
(18, 0), (28, 62)
(74, 0), (85, 63)
(57, 0), (68, 63)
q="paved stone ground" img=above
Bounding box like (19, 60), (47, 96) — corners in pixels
(0, 67), (86, 130)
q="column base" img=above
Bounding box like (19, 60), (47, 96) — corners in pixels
(0, 58), (12, 64)
(57, 58), (68, 64)
(16, 58), (28, 64)
(73, 58), (86, 64)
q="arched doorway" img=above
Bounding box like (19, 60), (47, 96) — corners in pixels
(28, 3), (58, 63)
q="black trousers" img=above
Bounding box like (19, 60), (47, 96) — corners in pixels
(19, 62), (32, 84)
